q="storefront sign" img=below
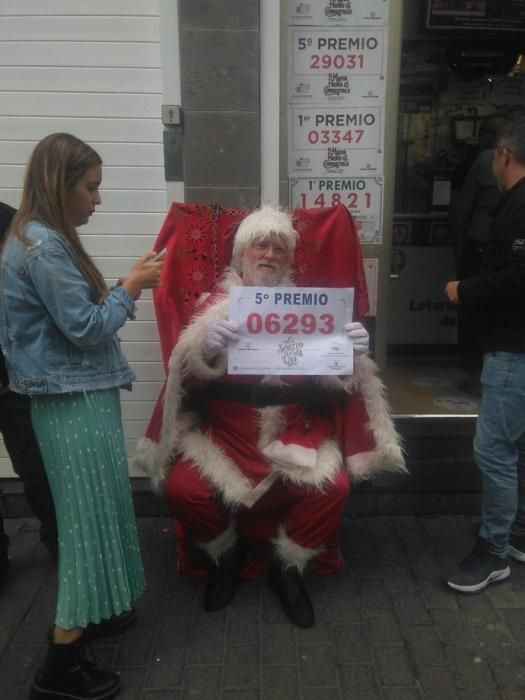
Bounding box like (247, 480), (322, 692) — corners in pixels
(288, 0), (390, 27)
(228, 286), (354, 375)
(426, 0), (525, 33)
(289, 176), (383, 244)
(289, 106), (383, 174)
(288, 28), (386, 104)
(387, 247), (458, 345)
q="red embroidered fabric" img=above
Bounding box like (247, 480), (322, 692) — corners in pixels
(152, 203), (368, 370)
(148, 203), (369, 578)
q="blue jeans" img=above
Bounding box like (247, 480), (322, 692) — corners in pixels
(475, 352), (525, 557)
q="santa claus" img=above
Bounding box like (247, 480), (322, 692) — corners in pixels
(135, 205), (405, 628)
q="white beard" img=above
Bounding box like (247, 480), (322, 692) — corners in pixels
(242, 261), (285, 287)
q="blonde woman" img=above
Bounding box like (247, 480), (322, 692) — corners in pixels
(0, 133), (164, 700)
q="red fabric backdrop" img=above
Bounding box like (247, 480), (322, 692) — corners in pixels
(152, 202), (368, 370)
(147, 202), (369, 577)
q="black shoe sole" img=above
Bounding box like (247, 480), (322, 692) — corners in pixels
(446, 565), (511, 593)
(267, 574), (315, 628)
(31, 678), (120, 700)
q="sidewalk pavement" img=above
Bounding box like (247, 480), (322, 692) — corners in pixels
(1, 514), (525, 700)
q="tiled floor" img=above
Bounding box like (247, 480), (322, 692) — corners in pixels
(2, 514), (525, 699)
(384, 356), (480, 417)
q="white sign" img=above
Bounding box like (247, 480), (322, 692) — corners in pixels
(228, 286), (354, 375)
(289, 106), (383, 174)
(289, 176), (383, 244)
(289, 29), (387, 105)
(288, 0), (390, 26)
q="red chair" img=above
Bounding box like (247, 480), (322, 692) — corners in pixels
(139, 202), (403, 578)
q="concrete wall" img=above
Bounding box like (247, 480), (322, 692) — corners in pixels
(179, 0), (261, 208)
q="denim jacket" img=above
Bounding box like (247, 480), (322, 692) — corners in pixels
(0, 221), (136, 394)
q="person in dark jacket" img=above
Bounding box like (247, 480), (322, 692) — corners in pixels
(449, 115), (505, 391)
(444, 114), (525, 593)
(0, 202), (57, 585)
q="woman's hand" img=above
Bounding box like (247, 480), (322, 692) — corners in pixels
(121, 251), (165, 299)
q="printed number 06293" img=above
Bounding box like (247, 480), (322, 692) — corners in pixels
(246, 312), (335, 335)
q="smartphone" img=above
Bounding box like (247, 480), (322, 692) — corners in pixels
(152, 247), (168, 261)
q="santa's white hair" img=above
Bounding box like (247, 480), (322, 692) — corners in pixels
(231, 205), (298, 273)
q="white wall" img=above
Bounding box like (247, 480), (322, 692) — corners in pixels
(0, 0), (167, 476)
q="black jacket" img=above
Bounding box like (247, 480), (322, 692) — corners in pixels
(0, 202), (15, 240)
(0, 203), (16, 389)
(458, 177), (525, 353)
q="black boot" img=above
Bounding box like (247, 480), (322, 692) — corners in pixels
(204, 545), (245, 612)
(32, 640), (120, 700)
(268, 561), (315, 629)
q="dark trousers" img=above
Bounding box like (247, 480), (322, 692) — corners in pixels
(0, 514), (7, 556)
(0, 391), (57, 555)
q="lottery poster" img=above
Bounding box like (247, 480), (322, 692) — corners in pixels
(228, 286), (355, 375)
(289, 176), (383, 244)
(288, 28), (387, 105)
(289, 106), (384, 174)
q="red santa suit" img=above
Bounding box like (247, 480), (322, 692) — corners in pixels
(134, 203), (406, 576)
(136, 271), (405, 574)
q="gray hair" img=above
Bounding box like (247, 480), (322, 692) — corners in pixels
(496, 113), (525, 166)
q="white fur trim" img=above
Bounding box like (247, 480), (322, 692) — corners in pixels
(257, 405), (342, 489)
(348, 354), (406, 480)
(345, 451), (391, 480)
(178, 297), (230, 380)
(242, 472), (280, 508)
(134, 292), (232, 487)
(256, 406), (285, 450)
(272, 525), (322, 574)
(271, 439), (342, 488)
(263, 442), (317, 469)
(132, 437), (163, 492)
(178, 429), (279, 508)
(179, 431), (256, 508)
(197, 520), (237, 564)
(318, 374), (358, 393)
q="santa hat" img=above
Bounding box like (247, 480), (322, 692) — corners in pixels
(231, 205), (298, 273)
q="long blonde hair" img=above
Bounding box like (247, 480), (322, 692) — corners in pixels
(8, 133), (108, 303)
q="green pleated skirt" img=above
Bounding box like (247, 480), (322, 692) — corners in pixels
(31, 388), (145, 630)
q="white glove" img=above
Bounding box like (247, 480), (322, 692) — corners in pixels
(344, 321), (369, 355)
(202, 320), (239, 360)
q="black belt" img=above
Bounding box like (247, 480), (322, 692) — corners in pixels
(189, 382), (343, 408)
